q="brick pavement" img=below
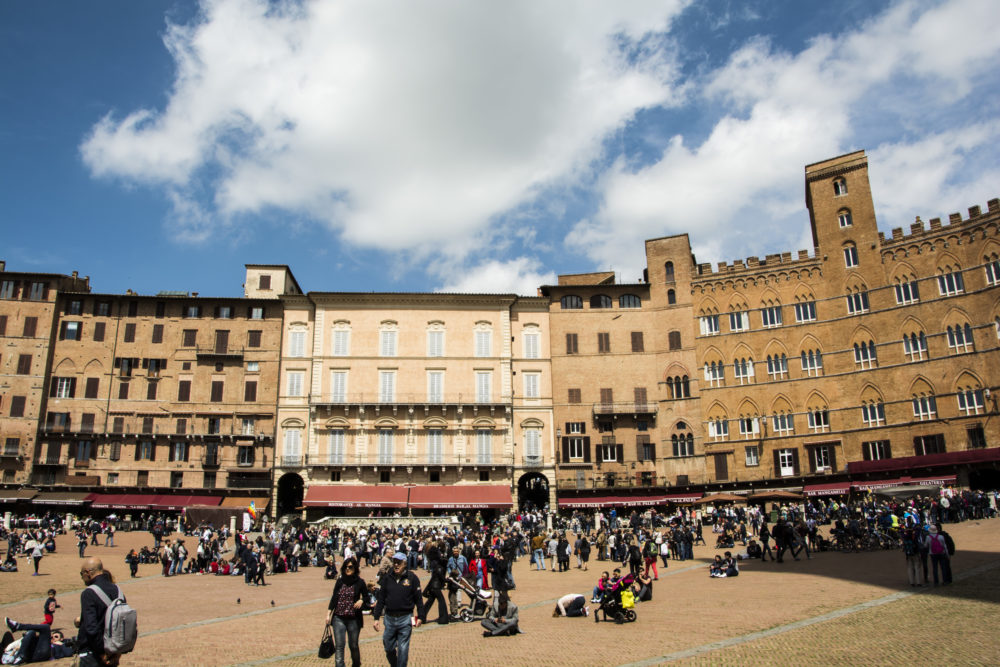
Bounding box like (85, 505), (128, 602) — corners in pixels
(2, 519), (998, 666)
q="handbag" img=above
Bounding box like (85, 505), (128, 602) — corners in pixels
(318, 623), (335, 660)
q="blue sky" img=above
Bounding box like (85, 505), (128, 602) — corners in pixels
(2, 0), (998, 297)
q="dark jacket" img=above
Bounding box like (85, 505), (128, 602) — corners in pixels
(77, 573), (119, 657)
(373, 568), (426, 622)
(328, 577), (367, 629)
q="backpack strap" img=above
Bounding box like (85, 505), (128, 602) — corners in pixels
(88, 584), (121, 606)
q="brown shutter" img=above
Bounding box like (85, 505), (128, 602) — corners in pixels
(828, 446), (837, 472)
(183, 442), (190, 462)
(93, 322), (106, 342)
(244, 381), (258, 402)
(118, 382), (129, 400)
(649, 442), (656, 460)
(148, 442), (156, 461)
(152, 324), (164, 344)
(248, 330), (262, 348)
(59, 322), (66, 340)
(583, 436), (591, 463)
(50, 379), (59, 397)
(123, 323), (136, 342)
(23, 317), (37, 337)
(791, 448), (800, 475)
(615, 443), (624, 463)
(773, 449), (781, 476)
(81, 413), (95, 433)
(10, 396), (25, 417)
(600, 388), (613, 406)
(176, 418), (186, 435)
(561, 437), (570, 463)
(806, 446), (817, 473)
(69, 378), (77, 398)
(17, 354), (31, 374)
(884, 442), (892, 459)
(0, 315), (6, 336)
(862, 443), (871, 461)
(631, 331), (644, 352)
(714, 453), (729, 480)
(112, 417), (124, 434)
(215, 330), (229, 353)
(210, 380), (224, 402)
(177, 380), (191, 402)
(146, 381), (157, 400)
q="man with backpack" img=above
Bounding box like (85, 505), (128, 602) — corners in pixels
(76, 556), (136, 666)
(928, 523), (953, 586)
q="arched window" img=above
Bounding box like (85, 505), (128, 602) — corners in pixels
(664, 261), (674, 282)
(853, 340), (877, 369)
(833, 178), (848, 196)
(843, 243), (858, 268)
(560, 295), (582, 309)
(667, 376), (690, 400)
(838, 208), (852, 228)
(766, 353), (788, 379)
(903, 331), (927, 361)
(946, 323), (974, 353)
(590, 294), (612, 309)
(619, 294), (641, 308)
(733, 357), (755, 384)
(801, 349), (823, 376)
(667, 289), (676, 305)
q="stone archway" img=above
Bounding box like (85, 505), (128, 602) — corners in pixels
(276, 472), (304, 517)
(517, 472), (550, 511)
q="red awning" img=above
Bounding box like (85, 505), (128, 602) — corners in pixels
(847, 447), (1000, 474)
(303, 485), (409, 508)
(149, 495), (223, 511)
(803, 482), (851, 497)
(558, 495), (682, 508)
(408, 485), (512, 509)
(907, 474), (957, 486)
(852, 479), (902, 492)
(89, 493), (161, 510)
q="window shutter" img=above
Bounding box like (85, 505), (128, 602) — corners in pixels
(773, 450), (781, 476)
(245, 381), (257, 402)
(862, 444), (871, 461)
(912, 437), (921, 456)
(177, 380), (191, 402)
(93, 322), (105, 342)
(149, 443), (156, 461)
(636, 439), (644, 461)
(152, 324), (164, 344)
(118, 382), (129, 400)
(183, 443), (190, 462)
(0, 315), (6, 336)
(146, 381), (157, 400)
(85, 377), (99, 399)
(615, 444), (624, 463)
(561, 437), (569, 463)
(24, 317), (37, 337)
(583, 436), (591, 463)
(791, 448), (800, 475)
(211, 381), (224, 402)
(650, 443), (656, 460)
(828, 446), (837, 472)
(806, 446), (817, 473)
(885, 442), (893, 459)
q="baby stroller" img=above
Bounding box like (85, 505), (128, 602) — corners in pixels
(446, 572), (493, 623)
(594, 574), (637, 624)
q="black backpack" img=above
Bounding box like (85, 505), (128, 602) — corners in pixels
(942, 531), (955, 556)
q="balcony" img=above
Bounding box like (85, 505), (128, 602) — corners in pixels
(34, 455), (68, 468)
(196, 346), (244, 360)
(202, 453), (221, 468)
(311, 392), (509, 410)
(303, 454), (508, 467)
(521, 455), (544, 468)
(227, 475), (271, 489)
(71, 458), (90, 469)
(0, 448), (21, 460)
(279, 455), (304, 468)
(592, 402), (657, 417)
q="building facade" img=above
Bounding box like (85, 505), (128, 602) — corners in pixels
(271, 287), (555, 516)
(1, 150), (997, 516)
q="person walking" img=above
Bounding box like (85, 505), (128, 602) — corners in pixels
(326, 557), (366, 667)
(928, 524), (952, 586)
(372, 553), (425, 667)
(30, 539), (44, 576)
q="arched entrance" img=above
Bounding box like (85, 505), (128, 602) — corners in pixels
(276, 472), (304, 517)
(517, 472), (549, 511)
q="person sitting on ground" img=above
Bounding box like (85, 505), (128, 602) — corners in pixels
(552, 593), (588, 617)
(0, 553), (16, 573)
(3, 617), (75, 664)
(745, 539), (762, 560)
(709, 555), (726, 577)
(481, 591), (519, 637)
(633, 572), (653, 602)
(591, 571), (610, 603)
(723, 551), (739, 577)
(715, 530), (734, 549)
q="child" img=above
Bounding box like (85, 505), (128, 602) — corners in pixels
(43, 590), (60, 625)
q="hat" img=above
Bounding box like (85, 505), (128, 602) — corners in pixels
(392, 552), (407, 562)
(928, 525), (938, 534)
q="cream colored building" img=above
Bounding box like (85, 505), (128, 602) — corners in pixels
(270, 284), (554, 516)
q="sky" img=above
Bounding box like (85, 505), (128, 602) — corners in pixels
(1, 0), (998, 297)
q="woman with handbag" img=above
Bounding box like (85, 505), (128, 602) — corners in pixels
(324, 557), (367, 666)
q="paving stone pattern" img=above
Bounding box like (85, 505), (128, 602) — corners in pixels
(3, 520), (998, 666)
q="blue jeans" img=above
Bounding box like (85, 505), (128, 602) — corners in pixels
(382, 614), (413, 667)
(171, 557), (185, 575)
(533, 548), (545, 569)
(332, 615), (361, 667)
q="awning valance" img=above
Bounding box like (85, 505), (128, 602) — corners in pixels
(89, 493), (161, 510)
(149, 495), (222, 511)
(803, 482), (851, 497)
(303, 485), (409, 508)
(219, 496), (270, 509)
(408, 485), (512, 509)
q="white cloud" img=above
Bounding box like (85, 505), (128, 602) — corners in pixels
(574, 0), (1000, 271)
(81, 0), (690, 263)
(436, 256), (556, 296)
